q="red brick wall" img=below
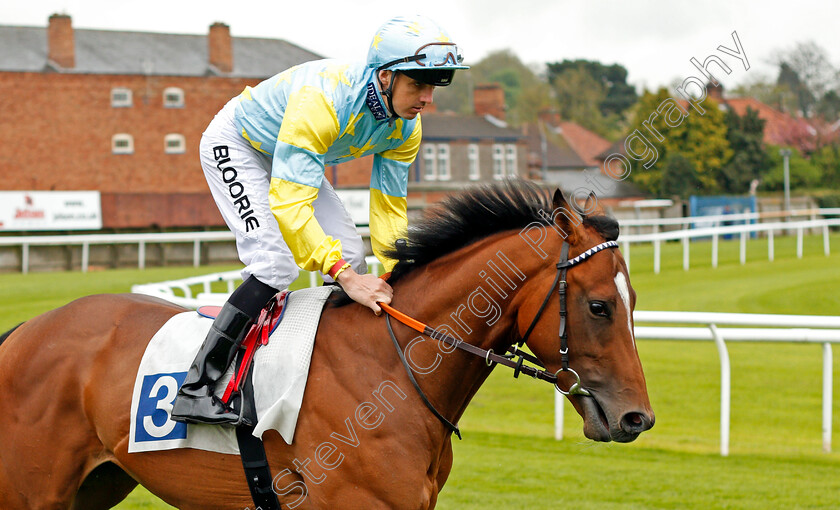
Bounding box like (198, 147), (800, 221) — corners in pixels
(0, 71), (257, 228)
(473, 83), (505, 120)
(100, 192), (224, 229)
(330, 156), (374, 188)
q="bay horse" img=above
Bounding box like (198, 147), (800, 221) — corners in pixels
(0, 181), (653, 509)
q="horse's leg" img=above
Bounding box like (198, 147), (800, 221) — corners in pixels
(70, 461), (138, 510)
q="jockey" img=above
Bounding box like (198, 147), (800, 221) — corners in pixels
(172, 14), (468, 425)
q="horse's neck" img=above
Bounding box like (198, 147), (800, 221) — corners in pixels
(388, 233), (549, 428)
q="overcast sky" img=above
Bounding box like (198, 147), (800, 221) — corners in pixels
(3, 1), (838, 91)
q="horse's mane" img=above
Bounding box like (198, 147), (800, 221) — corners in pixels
(385, 180), (619, 283)
(327, 180), (618, 306)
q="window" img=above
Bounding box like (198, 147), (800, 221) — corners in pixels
(163, 87), (185, 108)
(468, 144), (480, 180)
(112, 134), (134, 154)
(164, 133), (186, 154)
(492, 144), (504, 180)
(422, 144), (437, 181)
(505, 144), (518, 177)
(437, 145), (450, 181)
(111, 88), (132, 108)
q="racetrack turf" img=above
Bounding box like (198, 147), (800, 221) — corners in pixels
(2, 233), (839, 508)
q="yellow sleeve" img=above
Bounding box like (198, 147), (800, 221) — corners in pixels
(368, 117), (418, 271)
(268, 178), (344, 274)
(369, 188), (407, 272)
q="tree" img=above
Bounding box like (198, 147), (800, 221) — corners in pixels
(546, 59), (638, 117)
(661, 153), (701, 199)
(777, 62), (815, 116)
(625, 87), (732, 196)
(816, 90), (840, 121)
(761, 145), (822, 191)
(774, 41), (838, 118)
(812, 143), (840, 188)
(433, 50), (553, 125)
(550, 66), (610, 135)
(777, 41), (836, 100)
(718, 106), (769, 193)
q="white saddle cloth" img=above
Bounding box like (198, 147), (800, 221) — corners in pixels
(128, 286), (335, 454)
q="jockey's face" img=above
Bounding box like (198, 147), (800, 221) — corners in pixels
(381, 71), (435, 119)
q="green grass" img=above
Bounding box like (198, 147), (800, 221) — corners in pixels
(3, 233), (840, 508)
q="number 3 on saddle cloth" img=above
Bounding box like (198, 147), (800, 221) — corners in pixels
(197, 291), (289, 427)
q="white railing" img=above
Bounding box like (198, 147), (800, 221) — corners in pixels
(0, 228), (371, 273)
(131, 269), (244, 308)
(618, 218), (840, 274)
(3, 211), (838, 274)
(554, 311), (840, 456)
(618, 207), (840, 230)
(0, 231), (234, 274)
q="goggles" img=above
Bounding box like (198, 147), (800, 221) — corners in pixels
(379, 42), (465, 70)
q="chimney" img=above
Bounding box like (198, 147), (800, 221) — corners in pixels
(538, 108), (562, 128)
(708, 82), (724, 102)
(208, 22), (233, 74)
(473, 83), (506, 121)
(48, 14), (75, 69)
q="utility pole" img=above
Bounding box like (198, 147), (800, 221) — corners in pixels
(779, 148), (792, 214)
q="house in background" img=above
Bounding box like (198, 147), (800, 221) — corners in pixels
(520, 110), (643, 205)
(0, 14), (321, 230)
(708, 85), (822, 153)
(416, 84), (526, 183)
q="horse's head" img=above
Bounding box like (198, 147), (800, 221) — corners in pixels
(517, 190), (654, 443)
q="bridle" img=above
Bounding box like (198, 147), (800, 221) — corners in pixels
(381, 239), (620, 439)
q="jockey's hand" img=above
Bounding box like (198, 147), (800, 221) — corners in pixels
(335, 267), (393, 316)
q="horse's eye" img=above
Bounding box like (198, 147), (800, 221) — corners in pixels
(589, 301), (609, 317)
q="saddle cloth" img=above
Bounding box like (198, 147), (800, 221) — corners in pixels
(128, 285), (335, 454)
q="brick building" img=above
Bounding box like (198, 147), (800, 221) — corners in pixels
(0, 14), (321, 230)
(415, 84), (526, 183)
(1, 16), (535, 234)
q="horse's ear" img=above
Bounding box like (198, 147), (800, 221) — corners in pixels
(552, 189), (567, 210)
(549, 189), (581, 245)
(584, 191), (608, 217)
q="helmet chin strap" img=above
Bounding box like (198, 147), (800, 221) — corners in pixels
(377, 69), (401, 124)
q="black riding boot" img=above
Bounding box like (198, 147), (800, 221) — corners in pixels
(171, 302), (253, 424)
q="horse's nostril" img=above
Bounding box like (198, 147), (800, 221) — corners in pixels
(620, 412), (650, 433)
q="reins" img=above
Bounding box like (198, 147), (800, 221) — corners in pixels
(380, 239), (619, 439)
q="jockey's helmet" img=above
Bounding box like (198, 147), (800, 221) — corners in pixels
(367, 14), (469, 87)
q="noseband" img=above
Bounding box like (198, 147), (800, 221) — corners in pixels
(381, 239), (619, 438)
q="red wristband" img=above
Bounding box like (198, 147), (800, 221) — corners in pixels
(328, 258), (349, 279)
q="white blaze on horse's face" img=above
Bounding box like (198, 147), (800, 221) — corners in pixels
(613, 271), (635, 349)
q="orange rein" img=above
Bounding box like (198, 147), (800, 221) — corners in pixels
(378, 302), (426, 334)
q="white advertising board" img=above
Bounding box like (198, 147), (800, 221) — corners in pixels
(0, 191), (102, 231)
